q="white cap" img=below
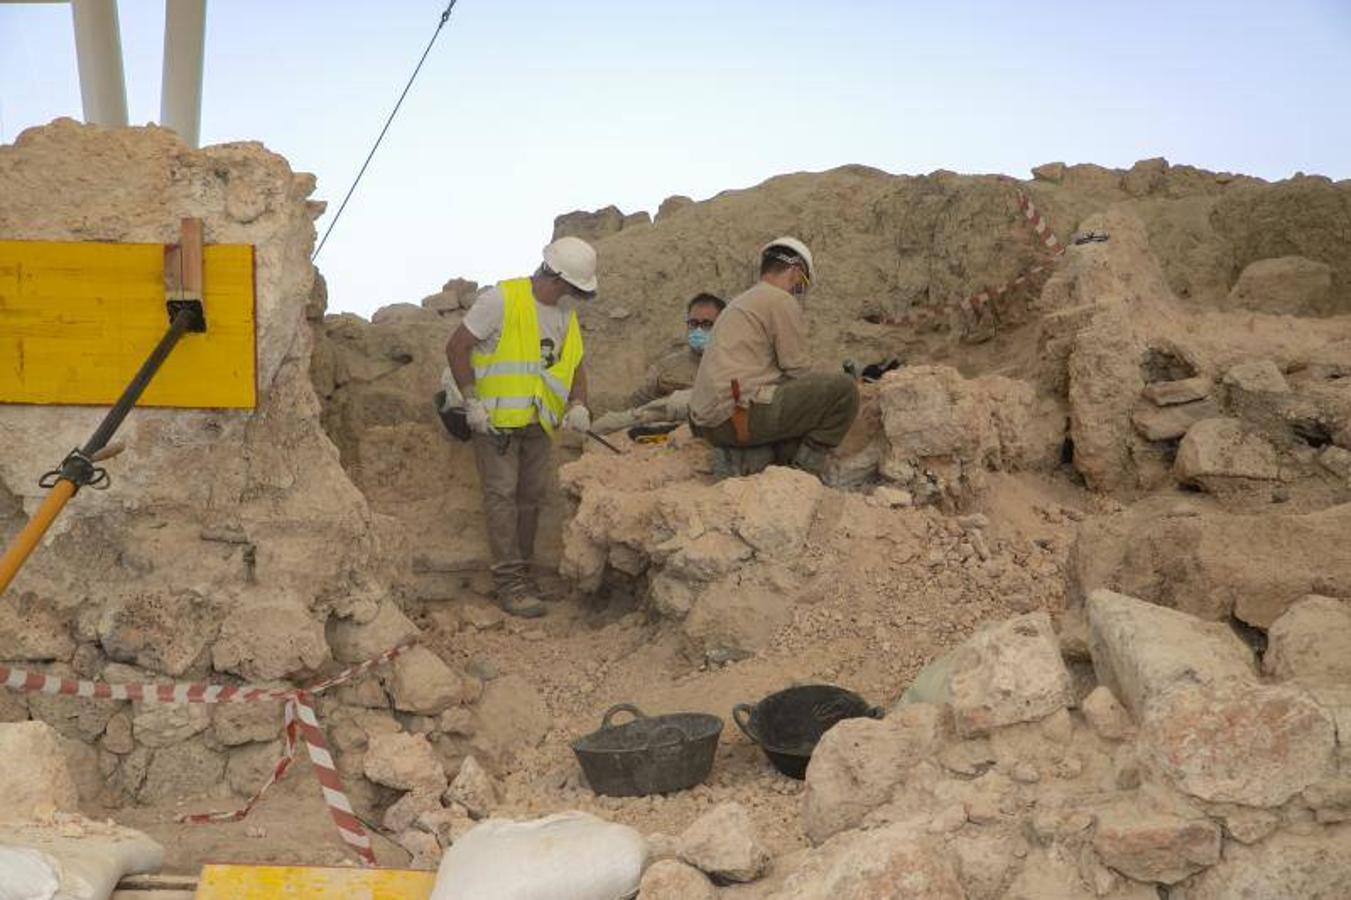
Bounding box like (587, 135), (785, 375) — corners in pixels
(542, 236), (598, 294)
(761, 236), (814, 282)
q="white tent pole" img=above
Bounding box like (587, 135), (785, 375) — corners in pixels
(160, 0), (206, 147)
(70, 0), (129, 127)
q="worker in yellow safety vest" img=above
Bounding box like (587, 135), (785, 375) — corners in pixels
(445, 237), (597, 617)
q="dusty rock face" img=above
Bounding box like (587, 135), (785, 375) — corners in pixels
(1081, 686), (1134, 741)
(802, 716), (938, 844)
(945, 611), (1073, 736)
(384, 646), (468, 715)
(773, 821), (964, 899)
(875, 366), (1051, 507)
(460, 674), (550, 772)
(678, 801), (770, 883)
(1213, 177), (1351, 314)
(1264, 594), (1351, 681)
(559, 456), (826, 657)
(0, 120), (403, 802)
(1176, 824), (1351, 899)
(1142, 376), (1212, 407)
(639, 859), (717, 899)
(211, 593), (331, 681)
(444, 754), (496, 818)
(1085, 590), (1255, 716)
(1174, 417), (1281, 488)
(552, 204), (649, 243)
(0, 722), (80, 821)
(1091, 803), (1221, 884)
(1140, 679), (1336, 807)
(139, 738), (227, 803)
(363, 732), (446, 793)
(1072, 506), (1351, 626)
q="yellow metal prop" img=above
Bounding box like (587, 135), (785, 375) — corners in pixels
(195, 864), (437, 899)
(0, 239), (256, 408)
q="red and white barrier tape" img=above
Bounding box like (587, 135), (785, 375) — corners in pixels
(869, 189), (1066, 332)
(960, 191), (1065, 324)
(1018, 190), (1064, 256)
(1, 637), (417, 866)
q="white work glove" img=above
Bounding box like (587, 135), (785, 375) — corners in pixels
(563, 404), (591, 434)
(664, 389), (691, 422)
(465, 398), (496, 435)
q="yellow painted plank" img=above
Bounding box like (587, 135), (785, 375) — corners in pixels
(0, 239), (257, 409)
(195, 864), (436, 899)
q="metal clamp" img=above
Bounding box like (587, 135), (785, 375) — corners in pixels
(38, 448), (110, 491)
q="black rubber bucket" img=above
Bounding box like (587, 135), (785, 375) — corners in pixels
(733, 685), (883, 779)
(571, 704), (724, 797)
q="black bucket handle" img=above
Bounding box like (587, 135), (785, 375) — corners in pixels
(732, 703), (760, 745)
(601, 703), (647, 730)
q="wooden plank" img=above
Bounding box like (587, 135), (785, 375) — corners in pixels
(194, 864), (437, 899)
(0, 238), (256, 409)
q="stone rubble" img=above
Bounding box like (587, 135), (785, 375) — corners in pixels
(2, 122), (1351, 889)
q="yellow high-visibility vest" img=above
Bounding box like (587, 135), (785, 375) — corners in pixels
(471, 277), (584, 433)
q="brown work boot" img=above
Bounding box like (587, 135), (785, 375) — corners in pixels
(495, 586), (547, 619)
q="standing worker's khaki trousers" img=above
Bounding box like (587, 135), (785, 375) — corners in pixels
(471, 424), (552, 595)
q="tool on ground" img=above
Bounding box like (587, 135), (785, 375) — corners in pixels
(585, 430), (623, 454)
(626, 422), (681, 445)
(571, 704), (724, 797)
(1072, 230), (1110, 245)
(733, 685), (883, 779)
(729, 379), (752, 444)
(2, 638), (417, 865)
(0, 218), (222, 598)
(843, 358), (902, 383)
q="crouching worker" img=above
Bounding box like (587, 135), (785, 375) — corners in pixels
(591, 293), (726, 437)
(689, 237), (859, 479)
(444, 237), (597, 618)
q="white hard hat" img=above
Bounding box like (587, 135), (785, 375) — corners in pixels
(542, 236), (598, 294)
(761, 236), (815, 282)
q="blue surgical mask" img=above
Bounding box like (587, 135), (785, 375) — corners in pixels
(687, 327), (710, 352)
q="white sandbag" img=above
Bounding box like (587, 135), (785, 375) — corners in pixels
(431, 811), (646, 900)
(0, 846), (61, 900)
(0, 816), (164, 900)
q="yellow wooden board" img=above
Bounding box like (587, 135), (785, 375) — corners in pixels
(0, 239), (257, 408)
(195, 864), (436, 899)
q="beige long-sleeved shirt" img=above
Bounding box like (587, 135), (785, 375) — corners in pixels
(689, 281), (811, 426)
(630, 348), (700, 408)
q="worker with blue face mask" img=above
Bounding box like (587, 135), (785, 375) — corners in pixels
(629, 293), (725, 407)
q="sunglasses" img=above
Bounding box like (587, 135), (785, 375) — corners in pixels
(686, 318), (716, 330)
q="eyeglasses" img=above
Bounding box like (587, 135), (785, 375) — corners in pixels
(686, 318), (716, 330)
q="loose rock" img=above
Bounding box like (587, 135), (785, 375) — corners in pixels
(639, 859), (717, 899)
(946, 612), (1075, 736)
(1081, 686), (1134, 740)
(678, 801), (770, 883)
(0, 722), (80, 821)
(1264, 594), (1351, 682)
(1086, 589), (1255, 717)
(1091, 802), (1221, 884)
(1141, 680), (1336, 807)
(444, 755), (496, 818)
(363, 732), (446, 793)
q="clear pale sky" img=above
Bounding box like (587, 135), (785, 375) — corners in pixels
(3, 1), (1349, 318)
